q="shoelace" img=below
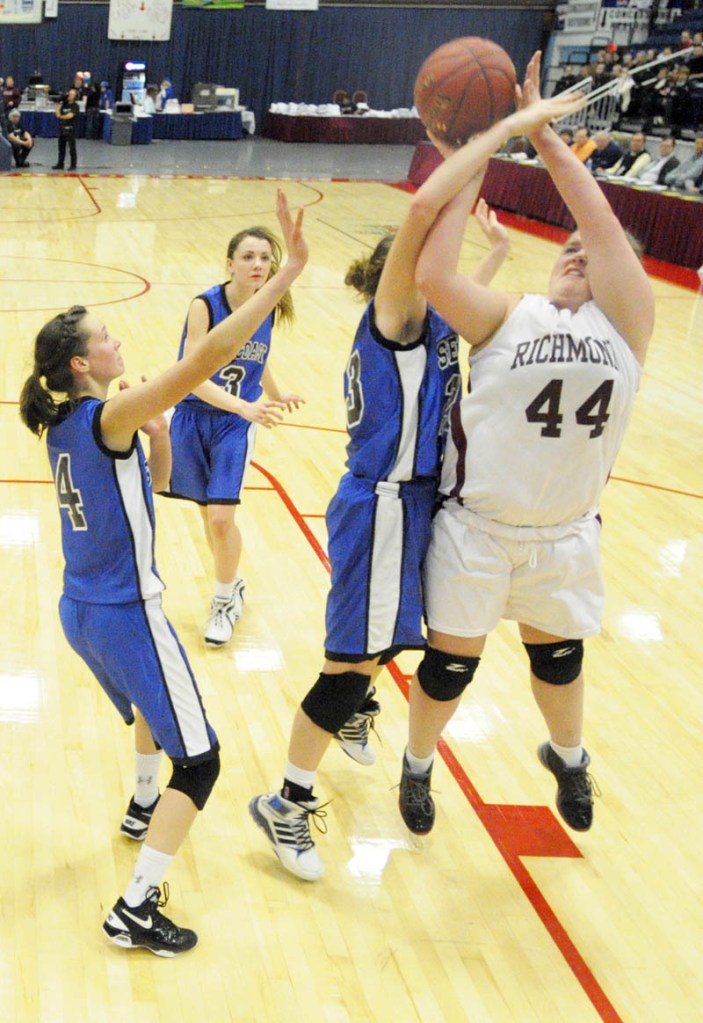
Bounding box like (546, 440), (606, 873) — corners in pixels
(144, 881), (170, 910)
(288, 802), (330, 849)
(402, 774), (434, 812)
(566, 770), (601, 802)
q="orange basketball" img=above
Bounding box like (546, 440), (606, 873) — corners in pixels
(414, 37), (517, 146)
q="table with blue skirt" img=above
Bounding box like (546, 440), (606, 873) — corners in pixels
(17, 109), (88, 138)
(151, 112), (244, 140)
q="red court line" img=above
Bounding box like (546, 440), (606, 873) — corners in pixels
(251, 458), (624, 1023)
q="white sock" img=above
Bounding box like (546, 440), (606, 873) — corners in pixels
(549, 740), (584, 768)
(214, 580), (235, 601)
(134, 752), (162, 808)
(123, 844), (174, 908)
(283, 760), (316, 791)
(405, 746), (435, 774)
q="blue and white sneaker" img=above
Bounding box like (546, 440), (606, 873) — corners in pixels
(249, 792), (326, 881)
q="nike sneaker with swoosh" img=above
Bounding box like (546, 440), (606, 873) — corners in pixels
(102, 883), (197, 956)
(120, 794), (160, 841)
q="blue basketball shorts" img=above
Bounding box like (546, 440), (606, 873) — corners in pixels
(324, 474), (437, 661)
(167, 403), (257, 505)
(59, 594), (219, 764)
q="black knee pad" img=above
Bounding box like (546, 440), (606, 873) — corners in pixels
(167, 750), (221, 811)
(301, 671), (371, 734)
(524, 640), (584, 685)
(417, 647), (480, 702)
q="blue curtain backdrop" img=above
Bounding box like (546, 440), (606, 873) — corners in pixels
(0, 6), (545, 129)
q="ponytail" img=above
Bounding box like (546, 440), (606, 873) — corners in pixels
(19, 306), (90, 437)
(344, 234), (394, 301)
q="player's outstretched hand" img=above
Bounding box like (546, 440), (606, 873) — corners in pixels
(237, 398), (287, 428)
(276, 189), (308, 272)
(474, 198), (509, 249)
(278, 392), (305, 414)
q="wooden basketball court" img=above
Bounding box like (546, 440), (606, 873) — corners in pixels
(0, 171), (701, 1023)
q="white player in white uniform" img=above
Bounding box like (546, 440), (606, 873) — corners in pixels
(395, 54), (655, 837)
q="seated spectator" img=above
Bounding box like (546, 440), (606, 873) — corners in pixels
(612, 64), (636, 117)
(638, 136), (680, 185)
(2, 75), (21, 111)
(688, 44), (703, 84)
(664, 133), (703, 188)
(640, 66), (675, 128)
(552, 65), (580, 95)
(603, 132), (652, 178)
(558, 127), (574, 145)
(588, 131), (623, 174)
(668, 66), (693, 128)
(591, 62), (612, 92)
(6, 108), (33, 167)
(570, 125), (597, 163)
(352, 90), (369, 115)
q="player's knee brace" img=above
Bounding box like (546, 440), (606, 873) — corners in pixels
(524, 640), (583, 686)
(417, 647), (480, 702)
(301, 671), (371, 734)
(167, 750), (221, 811)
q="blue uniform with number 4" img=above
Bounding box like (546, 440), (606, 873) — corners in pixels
(325, 300), (460, 661)
(48, 397), (218, 765)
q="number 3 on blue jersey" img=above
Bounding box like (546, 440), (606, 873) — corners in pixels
(345, 349), (364, 429)
(55, 453), (87, 530)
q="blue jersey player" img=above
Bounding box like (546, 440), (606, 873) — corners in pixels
(164, 226), (305, 648)
(250, 193), (510, 882)
(18, 191), (308, 952)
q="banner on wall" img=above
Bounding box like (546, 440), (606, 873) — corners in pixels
(183, 0), (245, 8)
(265, 0), (319, 8)
(0, 0), (43, 24)
(108, 0), (173, 41)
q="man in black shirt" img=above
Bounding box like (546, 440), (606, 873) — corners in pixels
(53, 87), (79, 170)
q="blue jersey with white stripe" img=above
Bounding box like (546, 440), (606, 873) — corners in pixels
(344, 301), (461, 482)
(47, 397), (164, 604)
(178, 282), (274, 412)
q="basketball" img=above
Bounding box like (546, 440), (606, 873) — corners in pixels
(414, 37), (517, 146)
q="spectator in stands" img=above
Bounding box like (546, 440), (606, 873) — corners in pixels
(6, 108), (33, 168)
(591, 61), (611, 92)
(679, 30), (693, 51)
(638, 136), (680, 185)
(552, 65), (580, 95)
(664, 133), (703, 187)
(588, 131), (623, 174)
(688, 43), (703, 83)
(570, 125), (597, 163)
(2, 75), (21, 111)
(559, 127), (574, 144)
(612, 64), (636, 118)
(601, 132), (652, 178)
(669, 65), (694, 129)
